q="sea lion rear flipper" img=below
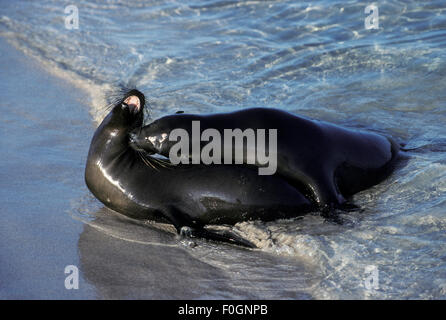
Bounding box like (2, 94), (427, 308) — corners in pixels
(164, 207), (256, 248)
(307, 169), (346, 210)
(180, 226), (256, 248)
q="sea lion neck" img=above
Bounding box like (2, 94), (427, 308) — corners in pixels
(84, 102), (143, 205)
(86, 103), (143, 168)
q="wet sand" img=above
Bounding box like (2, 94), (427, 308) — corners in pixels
(0, 38), (96, 299)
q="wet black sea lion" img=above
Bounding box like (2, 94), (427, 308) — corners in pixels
(85, 89), (313, 247)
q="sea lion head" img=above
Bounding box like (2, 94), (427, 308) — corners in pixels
(107, 89), (145, 132)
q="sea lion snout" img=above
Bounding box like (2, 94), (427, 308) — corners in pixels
(129, 132), (138, 144)
(128, 131), (154, 154)
(123, 95), (141, 115)
(128, 132), (144, 149)
(127, 127), (159, 153)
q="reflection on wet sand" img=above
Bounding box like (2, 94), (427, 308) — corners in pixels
(78, 207), (316, 299)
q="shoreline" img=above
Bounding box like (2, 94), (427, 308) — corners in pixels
(0, 36), (111, 124)
(0, 36), (97, 299)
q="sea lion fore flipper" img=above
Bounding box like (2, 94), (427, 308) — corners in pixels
(181, 226), (256, 248)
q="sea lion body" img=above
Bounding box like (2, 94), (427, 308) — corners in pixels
(85, 91), (312, 246)
(130, 108), (400, 209)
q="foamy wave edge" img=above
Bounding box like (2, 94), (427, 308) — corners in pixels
(1, 34), (111, 124)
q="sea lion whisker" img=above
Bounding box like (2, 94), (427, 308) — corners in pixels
(137, 150), (155, 169)
(138, 151), (159, 171)
(149, 156), (164, 168)
(144, 154), (159, 171)
(151, 156), (174, 169)
(149, 155), (174, 170)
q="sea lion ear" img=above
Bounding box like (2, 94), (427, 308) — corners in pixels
(136, 91), (145, 109)
(175, 110), (184, 114)
(134, 89), (146, 109)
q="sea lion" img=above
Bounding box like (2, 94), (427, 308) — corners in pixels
(85, 89), (313, 247)
(129, 108), (400, 210)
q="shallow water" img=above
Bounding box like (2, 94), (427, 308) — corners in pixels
(1, 0), (446, 299)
